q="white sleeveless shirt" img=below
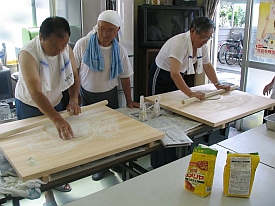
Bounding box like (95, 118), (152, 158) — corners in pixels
(15, 37), (70, 107)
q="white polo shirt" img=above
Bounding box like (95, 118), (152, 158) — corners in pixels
(156, 32), (210, 73)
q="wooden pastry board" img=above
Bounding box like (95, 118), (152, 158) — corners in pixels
(145, 84), (275, 128)
(0, 106), (165, 181)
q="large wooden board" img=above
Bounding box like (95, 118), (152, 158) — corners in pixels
(0, 106), (165, 181)
(145, 84), (275, 128)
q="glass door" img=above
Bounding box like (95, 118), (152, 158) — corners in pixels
(240, 0), (275, 130)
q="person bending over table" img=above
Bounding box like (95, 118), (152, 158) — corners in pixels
(147, 16), (231, 169)
(15, 17), (81, 206)
(148, 16), (231, 97)
(263, 75), (275, 121)
(73, 10), (139, 181)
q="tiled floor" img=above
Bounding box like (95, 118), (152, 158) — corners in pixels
(2, 127), (241, 206)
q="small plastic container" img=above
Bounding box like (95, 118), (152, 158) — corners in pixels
(264, 113), (275, 132)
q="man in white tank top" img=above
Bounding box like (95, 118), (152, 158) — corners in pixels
(15, 16), (80, 206)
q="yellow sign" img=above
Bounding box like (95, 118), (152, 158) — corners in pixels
(256, 2), (275, 58)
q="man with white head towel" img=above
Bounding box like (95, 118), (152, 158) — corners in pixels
(73, 10), (139, 181)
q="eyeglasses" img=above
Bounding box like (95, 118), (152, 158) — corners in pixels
(199, 34), (212, 41)
(98, 25), (118, 34)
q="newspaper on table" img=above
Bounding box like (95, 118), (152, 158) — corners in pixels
(127, 108), (202, 147)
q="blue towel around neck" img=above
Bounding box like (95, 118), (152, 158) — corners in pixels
(83, 33), (124, 80)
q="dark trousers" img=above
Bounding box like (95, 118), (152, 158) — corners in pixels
(148, 61), (185, 96)
(147, 61), (185, 168)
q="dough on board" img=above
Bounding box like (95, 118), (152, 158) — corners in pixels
(44, 117), (91, 138)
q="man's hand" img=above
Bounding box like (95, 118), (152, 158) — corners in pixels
(189, 91), (205, 100)
(66, 100), (81, 115)
(215, 83), (231, 92)
(54, 118), (74, 140)
(263, 83), (273, 96)
(126, 100), (140, 109)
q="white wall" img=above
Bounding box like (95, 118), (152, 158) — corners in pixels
(81, 0), (104, 36)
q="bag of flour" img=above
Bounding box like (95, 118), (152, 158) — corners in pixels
(223, 152), (260, 198)
(184, 144), (218, 197)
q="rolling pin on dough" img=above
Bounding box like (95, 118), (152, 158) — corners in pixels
(182, 85), (239, 105)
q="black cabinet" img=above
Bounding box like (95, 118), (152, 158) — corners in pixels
(138, 5), (204, 48)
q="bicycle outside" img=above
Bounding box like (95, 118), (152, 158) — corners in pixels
(225, 38), (243, 67)
(217, 31), (243, 65)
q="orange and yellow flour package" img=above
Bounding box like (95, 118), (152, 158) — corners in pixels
(184, 144), (218, 197)
(223, 152), (260, 198)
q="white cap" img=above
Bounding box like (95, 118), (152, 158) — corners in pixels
(88, 10), (123, 38)
(97, 10), (123, 28)
(97, 10), (123, 38)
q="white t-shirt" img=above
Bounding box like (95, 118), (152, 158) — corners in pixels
(73, 35), (133, 93)
(15, 38), (68, 107)
(156, 32), (210, 73)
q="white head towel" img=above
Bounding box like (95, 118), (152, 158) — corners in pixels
(185, 31), (203, 75)
(88, 10), (123, 38)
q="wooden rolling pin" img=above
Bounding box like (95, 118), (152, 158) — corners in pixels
(182, 85), (239, 105)
(0, 100), (108, 139)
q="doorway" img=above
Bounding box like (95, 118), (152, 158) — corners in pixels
(215, 1), (246, 87)
(214, 0), (275, 131)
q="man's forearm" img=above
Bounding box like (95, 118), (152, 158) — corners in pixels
(121, 77), (132, 102)
(31, 92), (63, 123)
(204, 65), (219, 85)
(68, 78), (80, 103)
(171, 73), (192, 97)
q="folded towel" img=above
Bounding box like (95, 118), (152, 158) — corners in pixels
(83, 33), (123, 80)
(83, 33), (104, 72)
(185, 31), (203, 75)
(36, 37), (74, 92)
(0, 176), (46, 199)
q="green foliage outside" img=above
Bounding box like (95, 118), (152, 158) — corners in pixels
(219, 4), (246, 27)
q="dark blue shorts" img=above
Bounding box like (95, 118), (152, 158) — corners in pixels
(15, 98), (63, 120)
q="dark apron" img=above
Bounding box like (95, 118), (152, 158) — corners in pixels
(80, 86), (119, 109)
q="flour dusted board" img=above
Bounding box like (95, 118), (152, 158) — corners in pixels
(0, 106), (165, 181)
(145, 84), (275, 128)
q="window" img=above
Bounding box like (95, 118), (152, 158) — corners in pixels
(0, 0), (50, 64)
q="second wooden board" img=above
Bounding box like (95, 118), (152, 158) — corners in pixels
(145, 84), (275, 128)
